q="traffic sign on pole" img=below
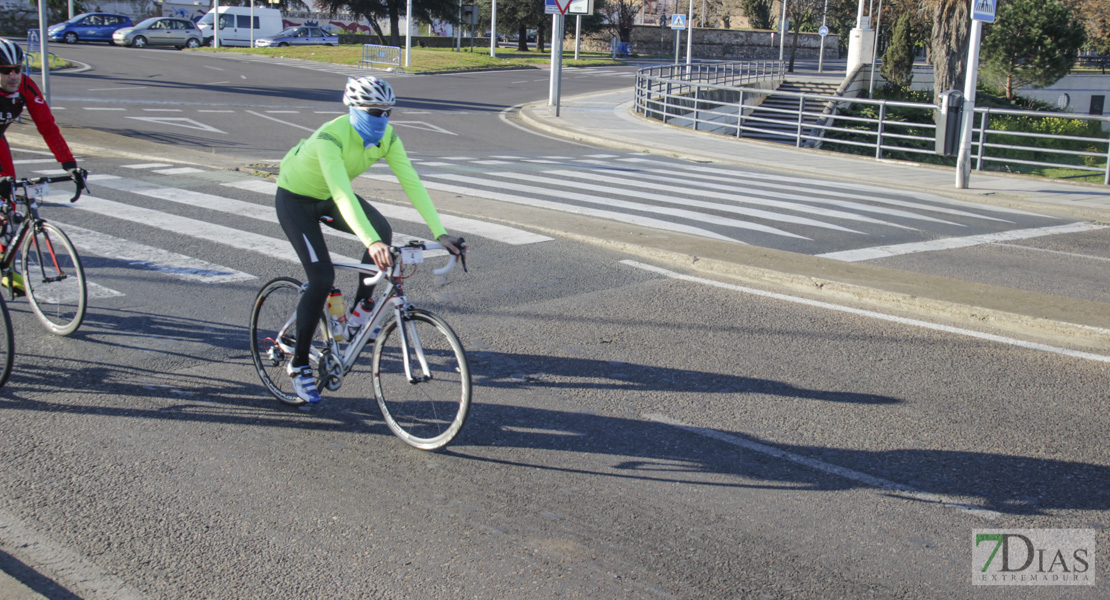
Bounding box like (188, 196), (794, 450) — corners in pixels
(972, 0), (995, 23)
(553, 0), (572, 15)
(670, 14), (686, 29)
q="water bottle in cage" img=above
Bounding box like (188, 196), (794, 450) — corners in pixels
(325, 288), (347, 342)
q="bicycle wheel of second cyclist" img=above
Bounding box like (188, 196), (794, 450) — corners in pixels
(250, 277), (327, 406)
(372, 309), (471, 450)
(0, 295), (14, 388)
(21, 221), (87, 336)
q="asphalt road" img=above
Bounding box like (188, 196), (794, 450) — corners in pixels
(0, 44), (1106, 599)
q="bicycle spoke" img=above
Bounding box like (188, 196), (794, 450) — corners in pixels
(22, 222), (87, 335)
(373, 310), (470, 450)
(250, 278), (320, 406)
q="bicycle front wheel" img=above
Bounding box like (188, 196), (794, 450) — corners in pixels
(0, 295), (14, 388)
(372, 309), (471, 450)
(250, 277), (323, 406)
(21, 221), (87, 336)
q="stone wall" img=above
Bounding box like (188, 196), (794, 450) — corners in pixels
(338, 35), (492, 48)
(569, 25), (838, 60)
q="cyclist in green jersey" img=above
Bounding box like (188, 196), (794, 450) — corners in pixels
(275, 76), (462, 404)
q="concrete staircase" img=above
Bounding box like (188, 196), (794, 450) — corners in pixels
(741, 79), (841, 143)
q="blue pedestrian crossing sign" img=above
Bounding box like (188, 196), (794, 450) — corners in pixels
(972, 0), (995, 23)
(670, 14), (686, 30)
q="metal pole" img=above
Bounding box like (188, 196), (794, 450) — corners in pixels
(213, 0), (220, 48)
(68, 0), (73, 19)
(778, 0), (787, 61)
(490, 0), (497, 56)
(819, 0), (827, 72)
(250, 0), (255, 48)
(867, 0), (882, 98)
(37, 0), (49, 104)
(575, 15), (581, 60)
(549, 13), (559, 105)
(405, 0), (412, 66)
(456, 0), (461, 52)
(685, 0), (693, 65)
(956, 19), (983, 188)
(673, 0), (680, 64)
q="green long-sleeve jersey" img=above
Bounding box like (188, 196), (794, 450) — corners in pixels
(276, 116), (447, 247)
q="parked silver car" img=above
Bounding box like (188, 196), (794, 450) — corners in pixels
(113, 17), (204, 49)
(254, 26), (338, 47)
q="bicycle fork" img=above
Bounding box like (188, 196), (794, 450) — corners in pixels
(394, 306), (433, 384)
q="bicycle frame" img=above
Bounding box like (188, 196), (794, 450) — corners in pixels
(269, 242), (461, 390)
(1, 174), (86, 296)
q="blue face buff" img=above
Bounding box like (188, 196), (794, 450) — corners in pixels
(349, 107), (389, 147)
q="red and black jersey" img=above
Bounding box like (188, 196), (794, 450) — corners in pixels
(0, 74), (76, 179)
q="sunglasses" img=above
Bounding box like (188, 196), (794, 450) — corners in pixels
(0, 66), (22, 75)
(366, 108), (391, 118)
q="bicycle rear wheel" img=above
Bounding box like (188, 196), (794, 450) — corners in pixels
(250, 277), (328, 406)
(372, 309), (471, 450)
(21, 221), (87, 336)
(0, 295), (14, 388)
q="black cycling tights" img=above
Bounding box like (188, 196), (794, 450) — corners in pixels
(275, 186), (393, 369)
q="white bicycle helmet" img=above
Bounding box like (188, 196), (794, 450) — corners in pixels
(343, 76), (395, 111)
(0, 38), (24, 66)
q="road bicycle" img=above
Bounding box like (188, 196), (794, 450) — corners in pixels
(250, 240), (471, 451)
(0, 171), (89, 336)
(0, 294), (13, 388)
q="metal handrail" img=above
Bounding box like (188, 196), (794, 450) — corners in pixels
(634, 62), (1110, 185)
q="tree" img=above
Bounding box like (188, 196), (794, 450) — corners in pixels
(496, 0), (546, 50)
(981, 0), (1086, 99)
(316, 0), (457, 46)
(927, 0), (970, 103)
(881, 12), (915, 88)
(741, 0), (773, 29)
(783, 0), (823, 72)
(1065, 0), (1110, 54)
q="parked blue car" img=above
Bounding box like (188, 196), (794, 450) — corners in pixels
(48, 13), (133, 44)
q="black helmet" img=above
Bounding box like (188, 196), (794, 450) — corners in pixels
(0, 39), (24, 66)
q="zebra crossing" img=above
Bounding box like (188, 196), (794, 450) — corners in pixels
(15, 147), (1083, 301)
(385, 151), (1071, 252)
(22, 156), (551, 299)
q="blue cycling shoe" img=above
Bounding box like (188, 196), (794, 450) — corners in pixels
(286, 364), (321, 404)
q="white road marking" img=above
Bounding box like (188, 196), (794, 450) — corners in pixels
(55, 193), (359, 264)
(623, 157), (1038, 220)
(122, 163), (173, 169)
(645, 414), (1002, 520)
(245, 109), (316, 132)
(501, 171), (868, 233)
(62, 222), (255, 283)
(367, 173), (745, 243)
(125, 117), (227, 134)
(623, 259), (1110, 363)
(152, 167), (205, 175)
(423, 172), (810, 239)
(817, 222), (1108, 262)
(221, 177), (552, 245)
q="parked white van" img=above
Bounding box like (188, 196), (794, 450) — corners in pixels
(197, 6), (282, 47)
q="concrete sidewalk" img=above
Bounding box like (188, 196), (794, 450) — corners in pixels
(515, 74), (1110, 356)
